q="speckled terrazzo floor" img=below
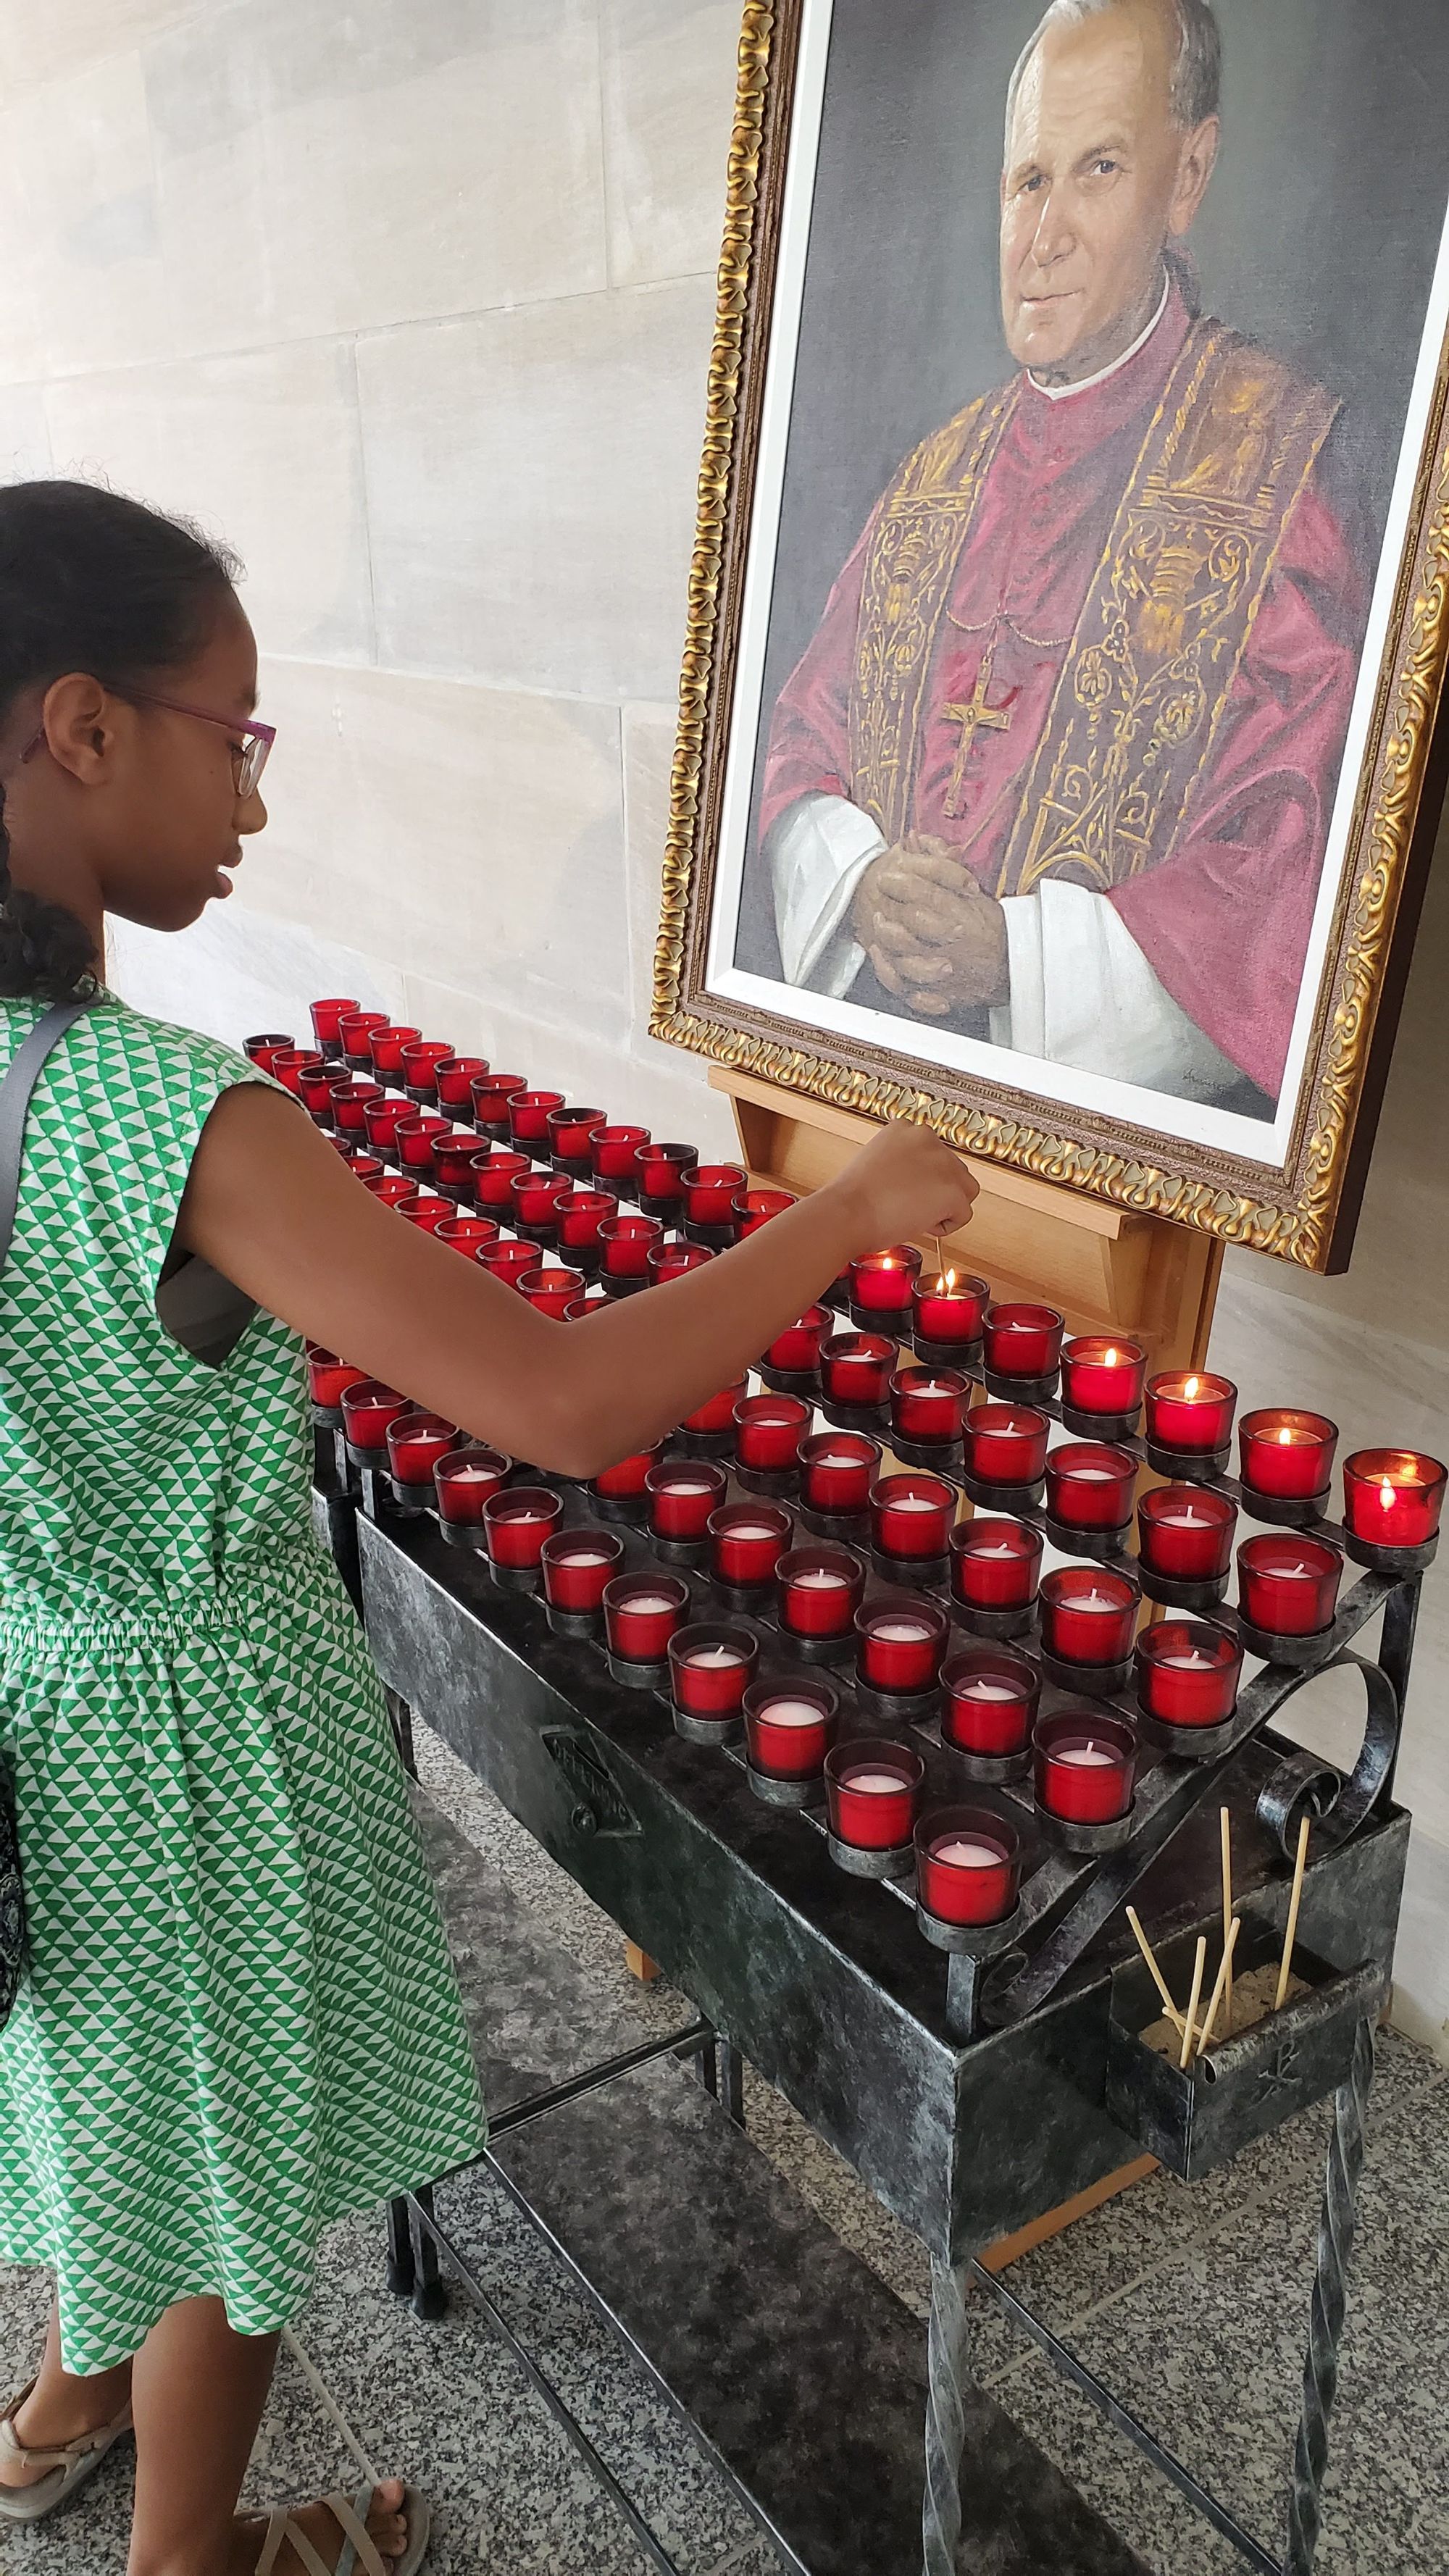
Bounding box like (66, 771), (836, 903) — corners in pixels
(0, 1721), (1443, 2576)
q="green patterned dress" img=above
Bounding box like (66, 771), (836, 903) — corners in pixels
(0, 992), (485, 2372)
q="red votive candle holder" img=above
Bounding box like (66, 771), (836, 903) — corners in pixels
(1039, 1565), (1140, 1667)
(547, 1105), (607, 1164)
(1061, 1337), (1147, 1418)
(736, 1188), (795, 1234)
(890, 1367), (968, 1447)
(871, 1473), (956, 1561)
(948, 1518), (1043, 1613)
(480, 1240), (541, 1289)
(343, 1151), (385, 1187)
(471, 1148), (531, 1211)
(734, 1392), (811, 1473)
(983, 1302), (1064, 1380)
(367, 1024), (422, 1078)
(435, 1055), (488, 1110)
(1237, 1534), (1342, 1636)
(309, 996), (359, 1051)
(1137, 1486), (1237, 1584)
(435, 1446), (511, 1523)
(540, 1529), (625, 1614)
(915, 1808), (1022, 1928)
(591, 1123), (650, 1182)
(471, 1074), (527, 1133)
(396, 1112), (448, 1171)
(856, 1597), (949, 1695)
(708, 1501), (793, 1587)
(1136, 1621), (1242, 1728)
(1045, 1442), (1137, 1532)
(1034, 1713), (1137, 1824)
(328, 1134), (362, 1166)
(387, 1408), (461, 1488)
(592, 1441), (667, 1505)
(646, 1460), (728, 1542)
(764, 1306), (831, 1376)
(1342, 1450), (1448, 1552)
(849, 1246), (922, 1314)
(306, 1347), (369, 1412)
(362, 1094), (413, 1157)
(519, 1265), (586, 1319)
(941, 1649), (1040, 1757)
(398, 1192), (454, 1235)
(399, 1040), (453, 1097)
(778, 1544), (867, 1642)
(510, 1168), (569, 1231)
(298, 1064), (351, 1120)
(598, 1214), (664, 1281)
(556, 1187), (618, 1254)
(604, 1571), (690, 1663)
(267, 1047), (322, 1095)
(963, 1405), (1051, 1486)
(682, 1377), (748, 1436)
(338, 1008), (389, 1064)
(682, 1163), (746, 1229)
(433, 1132), (485, 1195)
(798, 1431), (880, 1517)
(648, 1240), (714, 1286)
(563, 1289), (608, 1320)
(912, 1271), (988, 1345)
(820, 1331), (895, 1408)
(332, 1079), (382, 1138)
(340, 1379), (409, 1458)
(635, 1142), (696, 1208)
(825, 1740), (924, 1850)
(365, 1173), (419, 1210)
(483, 1486), (564, 1571)
(507, 1089), (565, 1147)
(668, 1624), (759, 1718)
(1238, 1409), (1338, 1503)
(744, 1678), (837, 1779)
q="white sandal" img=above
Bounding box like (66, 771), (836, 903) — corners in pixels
(254, 2481), (430, 2576)
(0, 2375), (134, 2522)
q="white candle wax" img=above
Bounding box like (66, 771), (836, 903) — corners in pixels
(659, 1476), (714, 1496)
(933, 1836), (1002, 1869)
(685, 1644), (746, 1668)
(1058, 1588), (1121, 1612)
(623, 1592), (675, 1615)
(759, 1699), (826, 1729)
(817, 1450), (862, 1468)
(1064, 1466), (1116, 1481)
(727, 1521), (780, 1541)
(959, 1680), (1018, 1701)
(504, 1508), (551, 1525)
(1266, 1561), (1318, 1578)
(890, 1494), (942, 1513)
(871, 1618), (932, 1642)
(841, 1768), (910, 1793)
(1159, 1651), (1218, 1672)
(793, 1568), (848, 1589)
(447, 1465), (499, 1484)
(972, 1542), (1022, 1559)
(557, 1547), (612, 1567)
(1055, 1744), (1116, 1768)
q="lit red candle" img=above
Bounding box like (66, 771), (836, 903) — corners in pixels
(470, 1073), (527, 1134)
(915, 1808), (1021, 1928)
(667, 1623), (758, 1718)
(1135, 1621), (1242, 1728)
(306, 1347), (368, 1413)
(940, 1648), (1039, 1757)
(871, 1473), (956, 1561)
(635, 1143), (695, 1206)
(743, 1679), (837, 1779)
(646, 1460), (728, 1543)
(682, 1376), (748, 1436)
(849, 1246), (923, 1313)
(546, 1105), (607, 1164)
(434, 1055), (489, 1111)
(556, 1187), (618, 1255)
(983, 1302), (1064, 1380)
(480, 1239), (542, 1288)
(682, 1161), (747, 1228)
(399, 1040), (453, 1098)
(395, 1111), (448, 1171)
(890, 1368), (969, 1447)
(1137, 1486), (1237, 1585)
(820, 1331), (895, 1409)
(1061, 1337), (1147, 1418)
(590, 1123), (650, 1183)
(912, 1270), (988, 1346)
(508, 1089), (566, 1147)
(540, 1529), (625, 1614)
(825, 1741), (924, 1851)
(948, 1517), (1043, 1612)
(708, 1501), (793, 1588)
(591, 1441), (667, 1505)
(1237, 1535), (1342, 1636)
(647, 1240), (715, 1286)
(435, 1446), (511, 1524)
(734, 1392), (811, 1474)
(764, 1306), (831, 1376)
(338, 1007), (388, 1065)
(362, 1094), (413, 1158)
(962, 1404), (1050, 1486)
(386, 1408), (461, 1489)
(1034, 1713), (1137, 1824)
(856, 1597), (948, 1695)
(598, 1214), (664, 1281)
(798, 1431), (880, 1517)
(1238, 1410), (1338, 1503)
(519, 1265), (586, 1319)
(777, 1544), (867, 1643)
(511, 1168), (569, 1233)
(340, 1379), (408, 1458)
(1039, 1566), (1140, 1667)
(736, 1188), (795, 1234)
(1342, 1450), (1447, 1551)
(1045, 1442), (1137, 1532)
(484, 1486), (564, 1570)
(398, 1191), (454, 1235)
(309, 995), (359, 1054)
(471, 1147), (531, 1211)
(367, 1024), (422, 1078)
(604, 1572), (690, 1663)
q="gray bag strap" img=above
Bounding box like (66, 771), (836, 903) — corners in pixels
(0, 999), (95, 1282)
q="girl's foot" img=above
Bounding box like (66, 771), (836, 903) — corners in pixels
(232, 2478), (412, 2572)
(0, 2376), (133, 2494)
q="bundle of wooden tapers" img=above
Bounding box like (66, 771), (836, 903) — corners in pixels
(1127, 1808), (1311, 2072)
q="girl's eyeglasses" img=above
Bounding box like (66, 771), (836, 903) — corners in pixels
(21, 689), (277, 800)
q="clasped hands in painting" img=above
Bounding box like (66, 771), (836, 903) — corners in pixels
(851, 837), (1010, 1017)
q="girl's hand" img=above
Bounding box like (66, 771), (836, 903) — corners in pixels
(827, 1119), (979, 1257)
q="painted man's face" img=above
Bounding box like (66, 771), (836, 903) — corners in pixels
(999, 0), (1217, 382)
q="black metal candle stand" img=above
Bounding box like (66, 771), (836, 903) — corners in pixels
(947, 1597), (1037, 1644)
(1134, 1566), (1231, 1613)
(1037, 1800), (1139, 1858)
(940, 1740), (1033, 1789)
(982, 1368), (1060, 1406)
(671, 1427), (738, 1462)
(1135, 1705), (1243, 1764)
(817, 1397), (891, 1439)
(1341, 1527), (1440, 1576)
(1036, 1649), (1133, 1699)
(548, 1149), (595, 1182)
(780, 1626), (856, 1668)
(911, 1331), (983, 1373)
(489, 1560), (542, 1596)
(387, 1479), (435, 1518)
(1040, 1513), (1133, 1563)
(889, 1434), (965, 1475)
(756, 1363), (822, 1402)
(606, 1649), (672, 1692)
(650, 1532), (709, 1570)
(959, 1471), (1046, 1513)
(746, 1761), (824, 1810)
(1058, 1402), (1143, 1444)
(1234, 1613), (1340, 1671)
(868, 1546), (949, 1593)
(600, 1273), (646, 1300)
(797, 1504), (872, 1545)
(672, 1706), (744, 1748)
(1143, 1437), (1232, 1482)
(853, 1676), (943, 1731)
(734, 1463), (801, 1501)
(826, 1829), (916, 1881)
(544, 1602), (604, 1643)
(683, 1218), (740, 1252)
(848, 1302), (916, 1336)
(1240, 1484), (1335, 1530)
(438, 1517), (490, 1554)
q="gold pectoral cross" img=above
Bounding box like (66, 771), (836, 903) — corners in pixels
(943, 643), (1014, 818)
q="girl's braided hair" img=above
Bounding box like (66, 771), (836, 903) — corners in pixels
(0, 481), (241, 1002)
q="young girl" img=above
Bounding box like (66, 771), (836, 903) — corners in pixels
(0, 481), (976, 2576)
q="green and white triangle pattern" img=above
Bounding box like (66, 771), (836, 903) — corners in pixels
(0, 996), (485, 2372)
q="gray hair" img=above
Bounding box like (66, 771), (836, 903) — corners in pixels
(1005, 0), (1222, 151)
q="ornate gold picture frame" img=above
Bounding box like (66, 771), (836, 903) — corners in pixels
(651, 0), (1449, 1271)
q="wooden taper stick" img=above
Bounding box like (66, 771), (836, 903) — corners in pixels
(1275, 1813), (1311, 2011)
(1195, 1912), (1242, 2059)
(1125, 1905), (1186, 2036)
(1179, 1936), (1208, 2071)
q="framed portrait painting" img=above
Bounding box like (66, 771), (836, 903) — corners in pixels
(651, 0), (1449, 1270)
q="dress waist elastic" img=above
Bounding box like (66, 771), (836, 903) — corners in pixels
(0, 1536), (343, 1647)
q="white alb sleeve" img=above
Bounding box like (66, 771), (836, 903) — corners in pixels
(766, 793), (888, 998)
(998, 881), (1243, 1099)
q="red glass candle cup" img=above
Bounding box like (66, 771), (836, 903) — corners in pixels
(912, 1271), (988, 1345)
(941, 1649), (1039, 1757)
(682, 1377), (748, 1437)
(871, 1473), (956, 1561)
(433, 1132), (485, 1195)
(682, 1162), (746, 1229)
(470, 1073), (527, 1132)
(646, 1460), (728, 1543)
(1342, 1450), (1448, 1552)
(736, 1188), (795, 1234)
(1039, 1565), (1140, 1668)
(510, 1168), (569, 1231)
(435, 1054), (488, 1111)
(1237, 1534), (1342, 1636)
(983, 1302), (1064, 1380)
(506, 1088), (564, 1147)
(777, 1544), (867, 1642)
(480, 1240), (540, 1289)
(306, 1347), (368, 1412)
(849, 1246), (922, 1314)
(592, 1441), (667, 1505)
(540, 1529), (625, 1614)
(668, 1624), (758, 1718)
(328, 1135), (362, 1166)
(365, 1173), (418, 1209)
(915, 1808), (1022, 1928)
(734, 1392), (811, 1474)
(1238, 1410), (1338, 1503)
(367, 1024), (422, 1078)
(398, 1192), (454, 1235)
(648, 1240), (714, 1286)
(1034, 1713), (1137, 1824)
(338, 1007), (388, 1063)
(591, 1123), (649, 1183)
(343, 1152), (384, 1187)
(1137, 1486), (1237, 1584)
(340, 1378), (409, 1457)
(556, 1187), (618, 1255)
(472, 1147), (531, 1211)
(562, 1290), (608, 1319)
(298, 1063), (351, 1120)
(1136, 1621), (1242, 1728)
(825, 1739), (924, 1851)
(547, 1105), (607, 1163)
(820, 1330), (895, 1408)
(396, 1112), (448, 1171)
(266, 1047), (322, 1095)
(362, 1094), (412, 1157)
(797, 1431), (880, 1517)
(764, 1306), (831, 1376)
(743, 1678), (837, 1778)
(331, 1078), (381, 1138)
(309, 996), (359, 1051)
(519, 1265), (585, 1320)
(598, 1214), (664, 1281)
(708, 1501), (793, 1588)
(856, 1597), (948, 1695)
(635, 1142), (696, 1208)
(1061, 1337), (1147, 1418)
(435, 1446), (511, 1523)
(1045, 1442), (1137, 1533)
(963, 1404), (1051, 1486)
(949, 1518), (1043, 1613)
(483, 1486), (564, 1571)
(890, 1367), (968, 1447)
(604, 1571), (690, 1663)
(386, 1408), (460, 1489)
(399, 1040), (452, 1097)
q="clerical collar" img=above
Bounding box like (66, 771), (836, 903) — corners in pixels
(1028, 271), (1172, 403)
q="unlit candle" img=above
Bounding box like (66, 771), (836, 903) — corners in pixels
(1056, 1744), (1115, 1768)
(758, 1698), (826, 1728)
(685, 1644), (746, 1669)
(933, 1837), (1001, 1868)
(841, 1767), (910, 1793)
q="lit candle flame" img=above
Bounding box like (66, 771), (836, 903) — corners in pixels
(1380, 1475), (1398, 1512)
(1103, 1346), (1119, 1367)
(1184, 1375), (1200, 1400)
(943, 1269), (957, 1292)
(1277, 1428), (1294, 1446)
